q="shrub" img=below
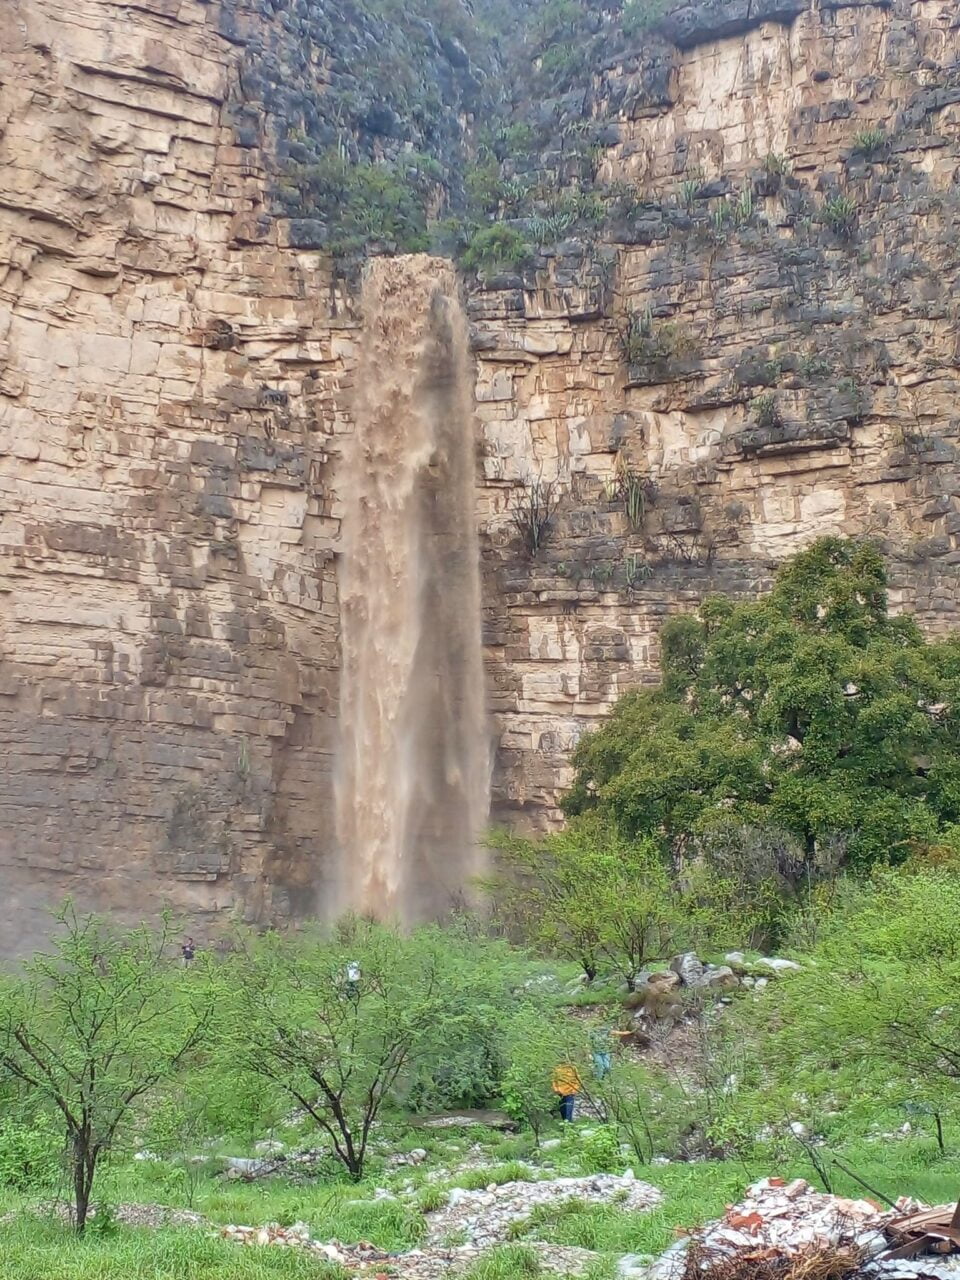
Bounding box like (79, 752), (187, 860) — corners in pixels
(0, 908), (213, 1233)
(620, 310), (700, 365)
(221, 923), (528, 1181)
(723, 865), (960, 1156)
(509, 476), (562, 556)
(278, 149), (434, 254)
(852, 127), (887, 158)
(622, 0), (669, 37)
(485, 815), (729, 988)
(579, 1124), (621, 1173)
(462, 224), (532, 277)
(0, 1112), (63, 1192)
(752, 392), (781, 430)
(822, 195), (858, 239)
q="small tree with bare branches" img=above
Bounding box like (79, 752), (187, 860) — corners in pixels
(223, 921), (492, 1181)
(0, 906), (212, 1233)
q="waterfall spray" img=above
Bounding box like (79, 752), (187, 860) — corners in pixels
(335, 255), (489, 921)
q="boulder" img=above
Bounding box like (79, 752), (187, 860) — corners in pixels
(670, 952), (705, 986)
(646, 969), (681, 991)
(703, 965), (739, 991)
(757, 957), (802, 974)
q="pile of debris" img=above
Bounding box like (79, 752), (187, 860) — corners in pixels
(219, 1222), (604, 1277)
(426, 1170), (662, 1249)
(628, 1179), (960, 1280)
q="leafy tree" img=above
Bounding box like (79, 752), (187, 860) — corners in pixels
(222, 921), (525, 1180)
(485, 815), (724, 986)
(565, 538), (960, 871)
(0, 907), (212, 1233)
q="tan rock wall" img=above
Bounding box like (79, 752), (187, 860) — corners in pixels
(473, 0), (960, 828)
(0, 0), (351, 950)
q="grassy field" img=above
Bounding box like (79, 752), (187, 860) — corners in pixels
(2, 1120), (959, 1280)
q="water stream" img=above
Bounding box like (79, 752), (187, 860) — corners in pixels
(335, 255), (489, 921)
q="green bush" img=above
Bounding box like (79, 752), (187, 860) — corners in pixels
(716, 865), (960, 1161)
(462, 224), (532, 276)
(622, 0), (669, 37)
(752, 392), (781, 430)
(278, 150), (434, 254)
(579, 1124), (621, 1173)
(0, 1112), (63, 1191)
(852, 127), (887, 158)
(822, 194), (858, 239)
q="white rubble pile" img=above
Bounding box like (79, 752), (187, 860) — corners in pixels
(426, 1170), (662, 1248)
(219, 1222), (603, 1277)
(630, 1178), (960, 1280)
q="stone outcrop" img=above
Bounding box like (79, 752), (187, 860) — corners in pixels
(473, 0), (960, 824)
(2, 0), (960, 948)
(0, 0), (351, 949)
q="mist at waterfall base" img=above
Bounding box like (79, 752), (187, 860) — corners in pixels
(335, 256), (490, 923)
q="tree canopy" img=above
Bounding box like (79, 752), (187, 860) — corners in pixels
(564, 538), (960, 870)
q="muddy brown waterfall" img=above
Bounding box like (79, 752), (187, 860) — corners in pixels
(335, 256), (489, 921)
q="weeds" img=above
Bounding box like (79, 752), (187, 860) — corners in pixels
(679, 176), (703, 209)
(752, 393), (781, 430)
(454, 1162), (536, 1191)
(624, 555), (653, 588)
(620, 310), (700, 365)
(462, 224), (532, 277)
(462, 1244), (542, 1279)
(764, 153), (790, 177)
(852, 127), (887, 159)
(510, 476), (562, 556)
(604, 453), (650, 531)
(822, 195), (858, 240)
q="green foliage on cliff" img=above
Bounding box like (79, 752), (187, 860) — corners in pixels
(277, 149), (438, 253)
(462, 224), (533, 276)
(564, 538), (960, 871)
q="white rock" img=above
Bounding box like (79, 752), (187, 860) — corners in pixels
(757, 957), (802, 973)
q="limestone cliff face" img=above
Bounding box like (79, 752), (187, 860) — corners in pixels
(0, 0), (350, 948)
(2, 0), (959, 948)
(474, 0), (960, 826)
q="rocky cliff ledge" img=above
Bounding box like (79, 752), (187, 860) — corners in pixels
(1, 0), (958, 948)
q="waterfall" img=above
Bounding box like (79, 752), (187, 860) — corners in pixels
(335, 255), (489, 922)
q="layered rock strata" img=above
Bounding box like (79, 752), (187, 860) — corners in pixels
(2, 0), (959, 945)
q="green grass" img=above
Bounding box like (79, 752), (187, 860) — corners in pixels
(5, 1131), (960, 1280)
(453, 1161), (536, 1190)
(462, 1244), (543, 1278)
(0, 1219), (346, 1280)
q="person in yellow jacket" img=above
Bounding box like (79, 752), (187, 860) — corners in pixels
(552, 1064), (582, 1122)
